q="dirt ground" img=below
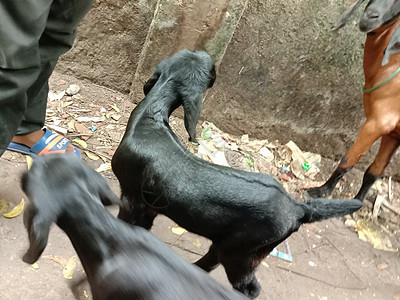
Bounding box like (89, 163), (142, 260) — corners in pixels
(0, 72), (399, 300)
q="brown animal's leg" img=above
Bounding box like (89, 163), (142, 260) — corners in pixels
(307, 120), (384, 198)
(355, 135), (400, 201)
(194, 244), (220, 272)
(306, 157), (350, 198)
(221, 252), (261, 299)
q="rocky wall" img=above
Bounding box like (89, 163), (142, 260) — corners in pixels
(56, 0), (400, 177)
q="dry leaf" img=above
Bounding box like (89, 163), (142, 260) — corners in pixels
(286, 140), (307, 180)
(74, 122), (90, 134)
(26, 156), (33, 170)
(62, 101), (73, 107)
(48, 90), (65, 101)
(198, 140), (230, 167)
(46, 124), (68, 135)
(84, 151), (100, 161)
(0, 199), (8, 214)
(76, 116), (104, 122)
(44, 255), (67, 267)
(73, 126), (92, 140)
(110, 104), (120, 112)
(171, 227), (186, 235)
(3, 198), (24, 218)
(96, 163), (111, 173)
(67, 119), (76, 131)
(107, 150), (115, 156)
(261, 261), (269, 268)
(377, 263), (388, 270)
(193, 240), (202, 248)
(355, 220), (397, 252)
(111, 114), (122, 121)
(63, 256), (77, 279)
(73, 139), (87, 148)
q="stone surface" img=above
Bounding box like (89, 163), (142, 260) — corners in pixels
(57, 0), (158, 93)
(55, 0), (400, 177)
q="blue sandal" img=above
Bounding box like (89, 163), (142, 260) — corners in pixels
(7, 128), (81, 157)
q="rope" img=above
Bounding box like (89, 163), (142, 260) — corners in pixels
(363, 66), (400, 93)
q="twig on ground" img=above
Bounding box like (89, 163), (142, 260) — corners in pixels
(382, 199), (400, 216)
(165, 242), (203, 257)
(74, 145), (112, 163)
(373, 194), (385, 219)
(276, 265), (368, 291)
(92, 83), (120, 93)
(324, 236), (366, 285)
(68, 133), (94, 138)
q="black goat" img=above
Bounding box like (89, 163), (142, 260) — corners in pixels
(111, 49), (363, 298)
(21, 154), (247, 300)
(307, 0), (400, 201)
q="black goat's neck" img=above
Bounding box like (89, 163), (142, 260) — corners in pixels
(148, 84), (181, 124)
(57, 206), (118, 279)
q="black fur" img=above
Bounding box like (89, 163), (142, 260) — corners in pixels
(21, 154), (246, 300)
(111, 49), (363, 298)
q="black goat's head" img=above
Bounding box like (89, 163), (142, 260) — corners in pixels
(143, 49), (216, 143)
(359, 0), (400, 32)
(333, 0), (400, 66)
(21, 154), (121, 264)
(333, 0), (400, 31)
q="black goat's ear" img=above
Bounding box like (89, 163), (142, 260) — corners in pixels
(97, 176), (122, 206)
(20, 171), (29, 193)
(143, 69), (161, 96)
(382, 24), (400, 66)
(22, 204), (51, 264)
(208, 65), (216, 88)
(332, 0), (365, 31)
(85, 168), (122, 206)
(183, 93), (203, 144)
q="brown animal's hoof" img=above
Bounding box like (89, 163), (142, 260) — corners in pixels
(305, 185), (332, 199)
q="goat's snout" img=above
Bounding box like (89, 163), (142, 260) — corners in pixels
(360, 8), (381, 32)
(359, 0), (400, 33)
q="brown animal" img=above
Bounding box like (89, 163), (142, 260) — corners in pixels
(307, 0), (400, 201)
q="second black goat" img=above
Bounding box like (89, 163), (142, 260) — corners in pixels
(22, 154), (246, 300)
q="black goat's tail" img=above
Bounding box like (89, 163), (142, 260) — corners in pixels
(301, 198), (362, 224)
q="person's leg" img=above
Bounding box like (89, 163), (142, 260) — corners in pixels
(15, 0), (94, 140)
(0, 0), (94, 157)
(0, 1), (53, 156)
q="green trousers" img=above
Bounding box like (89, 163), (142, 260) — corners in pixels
(0, 0), (93, 156)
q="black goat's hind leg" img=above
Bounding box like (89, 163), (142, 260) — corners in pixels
(133, 208), (158, 230)
(221, 253), (261, 299)
(117, 204), (157, 230)
(195, 244), (220, 272)
(117, 206), (135, 224)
